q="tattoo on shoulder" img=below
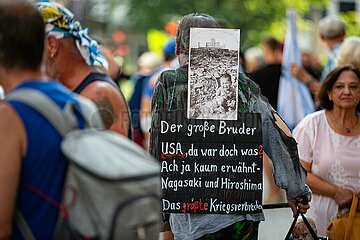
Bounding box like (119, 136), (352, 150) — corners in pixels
(92, 96), (115, 129)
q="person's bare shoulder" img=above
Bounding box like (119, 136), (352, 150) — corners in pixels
(80, 81), (118, 101)
(0, 103), (26, 234)
(0, 103), (26, 157)
(80, 81), (130, 136)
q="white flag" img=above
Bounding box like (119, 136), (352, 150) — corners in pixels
(277, 9), (315, 130)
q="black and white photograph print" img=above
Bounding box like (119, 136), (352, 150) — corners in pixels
(187, 28), (240, 120)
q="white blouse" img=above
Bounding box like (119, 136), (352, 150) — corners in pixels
(293, 110), (360, 235)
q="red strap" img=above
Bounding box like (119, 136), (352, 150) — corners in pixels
(23, 183), (61, 208)
(23, 183), (69, 219)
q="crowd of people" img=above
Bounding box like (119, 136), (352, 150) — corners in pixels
(0, 0), (359, 239)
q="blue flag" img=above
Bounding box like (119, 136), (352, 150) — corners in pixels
(277, 9), (315, 130)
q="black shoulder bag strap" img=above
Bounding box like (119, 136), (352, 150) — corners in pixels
(73, 72), (132, 139)
(285, 208), (319, 240)
(73, 72), (120, 94)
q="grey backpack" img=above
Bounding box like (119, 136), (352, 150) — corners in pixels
(8, 89), (161, 240)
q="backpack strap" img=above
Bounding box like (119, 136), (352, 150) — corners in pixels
(73, 72), (120, 94)
(6, 88), (104, 136)
(14, 208), (36, 240)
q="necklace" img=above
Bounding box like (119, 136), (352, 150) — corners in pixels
(329, 112), (359, 133)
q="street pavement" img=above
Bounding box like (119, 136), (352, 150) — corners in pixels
(259, 207), (293, 240)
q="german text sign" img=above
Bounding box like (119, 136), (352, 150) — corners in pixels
(156, 110), (263, 214)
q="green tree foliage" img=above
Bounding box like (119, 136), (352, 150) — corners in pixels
(340, 11), (360, 38)
(126, 0), (328, 49)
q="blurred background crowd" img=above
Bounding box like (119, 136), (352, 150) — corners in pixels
(0, 0), (359, 107)
(20, 0), (358, 91)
